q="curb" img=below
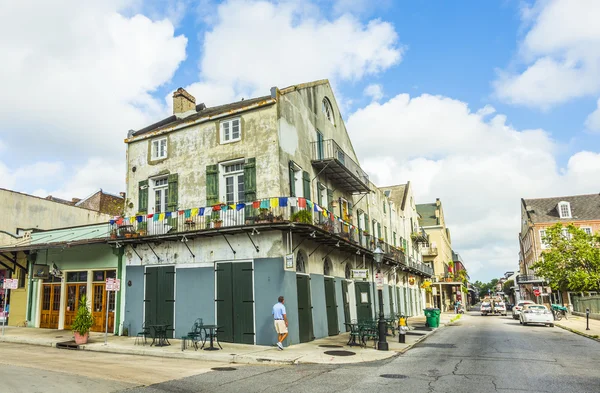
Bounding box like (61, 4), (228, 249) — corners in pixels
(555, 323), (600, 344)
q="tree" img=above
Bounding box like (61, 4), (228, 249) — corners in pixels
(533, 223), (600, 292)
(502, 279), (514, 296)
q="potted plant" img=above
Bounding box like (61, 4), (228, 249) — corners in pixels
(257, 208), (273, 223)
(110, 229), (117, 239)
(213, 219), (223, 228)
(71, 294), (94, 345)
(137, 222), (147, 236)
(273, 214), (284, 223)
(290, 210), (312, 224)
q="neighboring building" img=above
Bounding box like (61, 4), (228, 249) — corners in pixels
(75, 190), (125, 216)
(115, 80), (432, 346)
(0, 224), (120, 331)
(417, 199), (455, 311)
(518, 193), (600, 307)
(0, 188), (113, 320)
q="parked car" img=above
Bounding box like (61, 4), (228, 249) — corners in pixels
(519, 304), (554, 327)
(512, 300), (535, 320)
(494, 301), (507, 316)
(481, 302), (492, 316)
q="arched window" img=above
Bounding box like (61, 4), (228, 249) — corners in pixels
(297, 250), (307, 273)
(322, 98), (335, 126)
(345, 263), (352, 279)
(324, 257), (332, 276)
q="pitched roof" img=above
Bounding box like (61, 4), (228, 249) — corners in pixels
(129, 95), (273, 139)
(381, 183), (408, 211)
(416, 203), (439, 226)
(522, 193), (600, 223)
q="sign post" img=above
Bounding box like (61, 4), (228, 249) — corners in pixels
(104, 278), (120, 345)
(2, 278), (18, 336)
(375, 272), (383, 290)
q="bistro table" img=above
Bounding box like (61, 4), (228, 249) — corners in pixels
(344, 322), (362, 347)
(201, 325), (222, 351)
(149, 324), (171, 347)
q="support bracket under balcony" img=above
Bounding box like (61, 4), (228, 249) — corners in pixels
(147, 243), (161, 262)
(222, 234), (237, 256)
(130, 245), (143, 262)
(245, 232), (259, 253)
(180, 235), (196, 259)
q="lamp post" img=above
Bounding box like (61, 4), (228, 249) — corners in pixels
(373, 244), (388, 351)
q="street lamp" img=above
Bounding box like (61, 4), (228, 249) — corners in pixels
(373, 244), (388, 351)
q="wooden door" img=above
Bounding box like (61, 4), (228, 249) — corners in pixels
(341, 280), (351, 331)
(216, 262), (255, 344)
(296, 274), (314, 343)
(92, 284), (115, 333)
(64, 284), (87, 329)
(324, 277), (339, 336)
(144, 266), (175, 338)
(40, 284), (60, 329)
(354, 281), (372, 322)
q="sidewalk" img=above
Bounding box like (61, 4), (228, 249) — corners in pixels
(0, 314), (454, 365)
(555, 314), (600, 342)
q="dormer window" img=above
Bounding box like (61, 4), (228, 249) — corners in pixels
(557, 201), (571, 219)
(322, 97), (335, 126)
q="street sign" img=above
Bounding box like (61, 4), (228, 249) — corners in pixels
(351, 269), (369, 279)
(105, 278), (120, 291)
(533, 289), (541, 297)
(432, 286), (438, 296)
(375, 273), (384, 289)
(2, 279), (17, 290)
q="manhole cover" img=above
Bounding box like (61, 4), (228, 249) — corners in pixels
(418, 343), (456, 349)
(324, 350), (356, 357)
(380, 374), (408, 379)
(319, 345), (343, 348)
(211, 367), (237, 371)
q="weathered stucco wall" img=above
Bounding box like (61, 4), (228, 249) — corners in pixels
(0, 189), (111, 245)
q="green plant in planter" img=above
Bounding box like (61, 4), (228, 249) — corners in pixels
(290, 210), (313, 224)
(72, 295), (94, 336)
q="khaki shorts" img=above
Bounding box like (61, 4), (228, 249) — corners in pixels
(274, 320), (288, 334)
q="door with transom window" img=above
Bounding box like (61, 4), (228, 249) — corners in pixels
(91, 270), (117, 332)
(64, 271), (88, 329)
(40, 277), (61, 329)
(220, 162), (245, 226)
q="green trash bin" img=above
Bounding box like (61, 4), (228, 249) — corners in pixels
(424, 308), (438, 328)
(433, 308), (441, 328)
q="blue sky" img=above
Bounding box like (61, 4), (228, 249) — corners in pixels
(1, 0), (600, 282)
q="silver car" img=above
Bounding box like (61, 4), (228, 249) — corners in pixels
(512, 300), (535, 320)
(519, 304), (554, 327)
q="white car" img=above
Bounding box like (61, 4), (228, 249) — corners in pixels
(494, 302), (507, 316)
(481, 302), (492, 316)
(512, 300), (535, 320)
(519, 304), (554, 327)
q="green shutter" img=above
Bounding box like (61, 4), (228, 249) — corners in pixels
(383, 201), (386, 213)
(206, 164), (219, 205)
(289, 161), (296, 197)
(378, 222), (382, 238)
(364, 213), (369, 232)
(327, 189), (334, 211)
(167, 174), (178, 211)
(138, 180), (148, 213)
(317, 182), (322, 205)
(302, 171), (311, 201)
(348, 201), (353, 217)
(244, 158), (256, 203)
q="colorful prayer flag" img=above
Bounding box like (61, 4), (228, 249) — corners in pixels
(270, 198), (278, 208)
(298, 198), (306, 208)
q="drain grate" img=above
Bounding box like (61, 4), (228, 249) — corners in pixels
(211, 367), (237, 371)
(406, 332), (426, 336)
(418, 343), (456, 349)
(55, 341), (80, 350)
(324, 350), (356, 357)
(380, 374), (408, 379)
(412, 327), (433, 331)
(319, 345), (343, 348)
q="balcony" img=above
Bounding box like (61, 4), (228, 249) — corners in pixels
(108, 196), (432, 277)
(421, 246), (438, 256)
(411, 229), (429, 244)
(311, 139), (370, 194)
(516, 274), (546, 284)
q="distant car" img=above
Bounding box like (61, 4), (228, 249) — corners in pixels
(512, 300), (535, 320)
(481, 302), (492, 316)
(494, 302), (507, 316)
(520, 304), (554, 327)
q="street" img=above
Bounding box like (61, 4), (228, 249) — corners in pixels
(2, 313), (599, 393)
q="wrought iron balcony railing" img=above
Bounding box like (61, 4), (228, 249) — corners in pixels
(311, 139), (370, 193)
(515, 274), (546, 284)
(108, 196), (432, 277)
(421, 246), (438, 256)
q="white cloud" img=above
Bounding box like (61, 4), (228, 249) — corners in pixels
(347, 93), (600, 281)
(196, 0), (403, 102)
(0, 0), (186, 195)
(363, 84), (384, 102)
(585, 99), (600, 133)
(494, 0), (600, 109)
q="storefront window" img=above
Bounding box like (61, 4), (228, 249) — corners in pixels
(93, 270), (116, 282)
(67, 271), (88, 282)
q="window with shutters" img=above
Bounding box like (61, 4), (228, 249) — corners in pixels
(289, 162), (303, 197)
(220, 160), (245, 204)
(151, 138), (167, 160)
(220, 118), (241, 144)
(151, 177), (169, 213)
(318, 183), (327, 207)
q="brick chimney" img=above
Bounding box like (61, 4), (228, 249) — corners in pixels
(173, 88), (196, 119)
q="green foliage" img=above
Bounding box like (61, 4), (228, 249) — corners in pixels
(290, 210), (313, 224)
(533, 223), (600, 292)
(503, 279), (514, 296)
(454, 269), (468, 285)
(473, 279), (499, 296)
(71, 295), (94, 335)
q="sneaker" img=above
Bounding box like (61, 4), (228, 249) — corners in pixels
(277, 342), (283, 350)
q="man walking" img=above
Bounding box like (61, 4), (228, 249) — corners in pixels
(272, 296), (288, 350)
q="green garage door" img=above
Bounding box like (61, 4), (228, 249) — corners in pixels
(341, 280), (351, 331)
(144, 266), (175, 338)
(355, 281), (372, 322)
(296, 274), (314, 343)
(216, 262), (255, 344)
(324, 277), (338, 336)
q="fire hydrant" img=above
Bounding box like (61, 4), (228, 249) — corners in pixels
(398, 315), (408, 343)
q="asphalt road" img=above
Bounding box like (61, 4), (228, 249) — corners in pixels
(2, 313), (599, 392)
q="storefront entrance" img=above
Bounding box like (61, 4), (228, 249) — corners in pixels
(91, 270), (116, 333)
(40, 277), (61, 329)
(64, 271), (88, 330)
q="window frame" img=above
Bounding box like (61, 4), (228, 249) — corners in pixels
(322, 98), (335, 126)
(151, 137), (168, 160)
(539, 229), (548, 249)
(220, 118), (242, 144)
(558, 201), (572, 219)
(581, 226), (593, 236)
(220, 159), (245, 204)
(150, 176), (169, 214)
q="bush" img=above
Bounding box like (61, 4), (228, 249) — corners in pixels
(71, 295), (94, 335)
(290, 210), (313, 224)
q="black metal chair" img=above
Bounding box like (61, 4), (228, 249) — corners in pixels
(135, 322), (151, 346)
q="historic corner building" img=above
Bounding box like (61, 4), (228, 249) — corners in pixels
(115, 80), (433, 346)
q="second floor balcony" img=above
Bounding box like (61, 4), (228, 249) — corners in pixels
(311, 139), (370, 194)
(421, 246), (438, 256)
(516, 274), (546, 284)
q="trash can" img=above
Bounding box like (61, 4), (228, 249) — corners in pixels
(424, 308), (438, 328)
(433, 308), (441, 327)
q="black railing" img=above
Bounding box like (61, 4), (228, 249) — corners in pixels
(311, 139), (369, 186)
(108, 196), (433, 276)
(516, 274), (546, 284)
